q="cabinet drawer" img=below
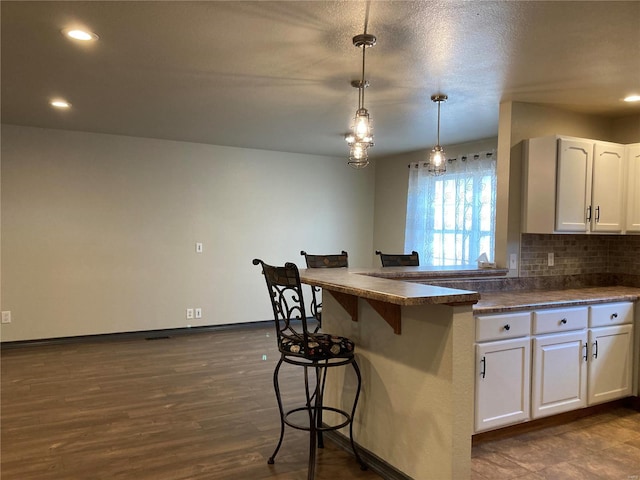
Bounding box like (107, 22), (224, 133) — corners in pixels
(589, 302), (633, 327)
(533, 306), (588, 334)
(476, 311), (531, 342)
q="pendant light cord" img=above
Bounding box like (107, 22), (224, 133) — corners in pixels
(360, 43), (366, 109)
(436, 100), (441, 145)
(360, 0), (371, 110)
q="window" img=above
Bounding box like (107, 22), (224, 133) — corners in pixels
(404, 151), (497, 266)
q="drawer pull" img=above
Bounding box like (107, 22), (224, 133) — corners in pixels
(593, 340), (598, 359)
(560, 318), (567, 325)
(611, 313), (618, 319)
(583, 344), (588, 362)
(480, 356), (486, 378)
(503, 324), (511, 331)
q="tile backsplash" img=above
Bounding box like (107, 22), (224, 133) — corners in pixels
(424, 234), (639, 292)
(521, 233), (640, 278)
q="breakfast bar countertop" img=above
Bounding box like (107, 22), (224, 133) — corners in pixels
(474, 286), (640, 315)
(298, 267), (480, 307)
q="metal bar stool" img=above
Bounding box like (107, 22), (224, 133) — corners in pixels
(375, 250), (419, 267)
(300, 250), (348, 332)
(253, 259), (366, 480)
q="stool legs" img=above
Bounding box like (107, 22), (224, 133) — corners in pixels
(306, 365), (318, 480)
(350, 359), (367, 470)
(267, 356), (366, 478)
(267, 358), (285, 465)
(316, 364), (328, 449)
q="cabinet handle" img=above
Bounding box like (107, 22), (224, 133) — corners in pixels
(480, 356), (486, 379)
(586, 205), (592, 222)
(593, 340), (598, 359)
(611, 313), (618, 319)
(583, 343), (588, 362)
(595, 206), (600, 223)
(560, 318), (567, 325)
(503, 324), (511, 331)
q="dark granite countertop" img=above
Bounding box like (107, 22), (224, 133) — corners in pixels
(474, 286), (640, 314)
(356, 265), (510, 280)
(299, 268), (480, 307)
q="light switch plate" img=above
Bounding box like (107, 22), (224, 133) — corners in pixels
(509, 254), (517, 269)
(1, 311), (11, 324)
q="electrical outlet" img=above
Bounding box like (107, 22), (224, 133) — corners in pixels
(509, 254), (517, 270)
(548, 252), (555, 266)
(195, 242), (203, 253)
(1, 311), (11, 324)
(186, 308), (194, 319)
(195, 308), (202, 319)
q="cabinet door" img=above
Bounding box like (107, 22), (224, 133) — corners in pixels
(556, 138), (593, 232)
(626, 143), (640, 232)
(592, 142), (625, 232)
(475, 338), (530, 433)
(587, 324), (633, 405)
(532, 331), (587, 419)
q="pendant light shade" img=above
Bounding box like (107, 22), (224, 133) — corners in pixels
(348, 141), (370, 169)
(346, 33), (376, 168)
(427, 94), (448, 176)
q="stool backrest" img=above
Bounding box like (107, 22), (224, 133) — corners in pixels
(300, 250), (349, 268)
(375, 250), (420, 267)
(253, 259), (310, 345)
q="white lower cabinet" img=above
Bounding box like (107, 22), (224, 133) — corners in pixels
(532, 331), (588, 418)
(474, 312), (531, 433)
(587, 302), (634, 405)
(475, 338), (531, 432)
(474, 301), (635, 433)
(531, 306), (588, 419)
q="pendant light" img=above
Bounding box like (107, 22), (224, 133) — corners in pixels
(427, 94), (448, 175)
(346, 33), (376, 169)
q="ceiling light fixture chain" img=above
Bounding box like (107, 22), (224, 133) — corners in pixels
(427, 94), (448, 176)
(346, 32), (376, 169)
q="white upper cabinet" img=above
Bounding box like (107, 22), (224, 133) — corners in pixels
(555, 138), (593, 232)
(522, 136), (630, 234)
(588, 141), (625, 232)
(626, 143), (640, 232)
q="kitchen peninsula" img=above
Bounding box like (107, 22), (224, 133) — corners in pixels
(299, 267), (640, 480)
(299, 267), (481, 480)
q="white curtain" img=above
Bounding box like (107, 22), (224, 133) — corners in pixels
(404, 151), (497, 266)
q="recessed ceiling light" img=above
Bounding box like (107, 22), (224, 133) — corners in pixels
(63, 28), (98, 41)
(50, 99), (72, 109)
(623, 94), (640, 102)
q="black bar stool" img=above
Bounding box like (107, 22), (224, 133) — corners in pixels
(375, 250), (419, 266)
(300, 250), (348, 332)
(253, 258), (366, 480)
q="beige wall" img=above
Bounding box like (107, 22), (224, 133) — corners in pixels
(611, 114), (640, 144)
(0, 125), (375, 341)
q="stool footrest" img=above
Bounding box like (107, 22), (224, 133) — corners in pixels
(283, 406), (351, 432)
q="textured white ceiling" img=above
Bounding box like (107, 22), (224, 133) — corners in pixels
(2, 1), (639, 158)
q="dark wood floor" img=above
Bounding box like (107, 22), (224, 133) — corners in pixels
(1, 324), (380, 480)
(2, 323), (640, 480)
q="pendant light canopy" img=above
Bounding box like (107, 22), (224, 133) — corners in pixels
(346, 33), (376, 169)
(427, 94), (448, 176)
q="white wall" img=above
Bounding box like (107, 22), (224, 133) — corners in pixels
(0, 125), (375, 341)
